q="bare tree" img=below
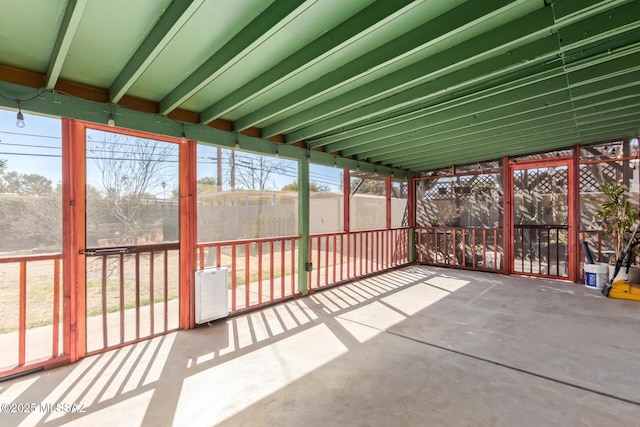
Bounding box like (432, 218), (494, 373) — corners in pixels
(89, 133), (177, 244)
(231, 153), (284, 191)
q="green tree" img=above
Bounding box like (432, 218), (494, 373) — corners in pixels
(1, 171), (24, 193)
(281, 180), (330, 192)
(21, 174), (53, 196)
(197, 176), (217, 186)
(351, 177), (386, 195)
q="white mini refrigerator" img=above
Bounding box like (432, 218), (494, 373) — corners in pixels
(194, 267), (229, 323)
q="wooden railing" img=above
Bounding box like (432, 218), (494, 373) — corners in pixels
(579, 229), (614, 264)
(308, 228), (410, 290)
(196, 236), (301, 314)
(416, 226), (503, 272)
(84, 243), (181, 354)
(0, 253), (65, 376)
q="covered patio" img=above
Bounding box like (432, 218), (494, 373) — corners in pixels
(1, 266), (639, 426)
(2, 2), (640, 422)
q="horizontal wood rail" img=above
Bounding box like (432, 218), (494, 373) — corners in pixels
(196, 236), (301, 314)
(0, 253), (64, 378)
(308, 228), (410, 290)
(83, 243), (180, 354)
(416, 226), (503, 272)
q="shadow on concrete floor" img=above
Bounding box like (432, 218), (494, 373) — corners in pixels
(1, 265), (639, 426)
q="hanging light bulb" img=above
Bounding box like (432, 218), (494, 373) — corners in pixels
(181, 125), (186, 142)
(16, 101), (25, 128)
(333, 156), (337, 168)
(275, 146), (279, 158)
(16, 111), (25, 128)
(107, 112), (115, 127)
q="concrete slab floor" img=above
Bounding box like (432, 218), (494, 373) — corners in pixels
(1, 266), (639, 426)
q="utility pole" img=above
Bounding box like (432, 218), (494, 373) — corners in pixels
(216, 147), (223, 192)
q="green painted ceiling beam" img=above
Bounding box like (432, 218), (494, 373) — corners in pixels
(355, 109), (574, 163)
(46, 0), (89, 90)
(308, 37), (640, 150)
(234, 0), (516, 131)
(570, 66), (640, 100)
(347, 76), (640, 159)
(404, 136), (583, 171)
(109, 0), (206, 103)
(378, 109), (640, 168)
(395, 117), (639, 170)
(315, 39), (640, 159)
(159, 0), (310, 115)
(375, 103), (640, 167)
(281, 1), (640, 143)
(406, 138), (580, 170)
(273, 7), (558, 140)
(370, 113), (578, 165)
(398, 120), (637, 171)
(576, 126), (639, 142)
(306, 66), (567, 148)
(556, 0), (640, 49)
(576, 104), (640, 129)
(306, 13), (640, 150)
(405, 126), (638, 172)
(197, 0), (421, 125)
(578, 113), (640, 133)
(551, 0), (632, 23)
(282, 36), (559, 143)
(348, 108), (577, 161)
(359, 83), (640, 161)
(336, 76), (571, 156)
(568, 52), (640, 88)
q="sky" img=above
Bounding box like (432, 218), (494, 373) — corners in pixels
(0, 108), (344, 195)
(0, 109), (63, 186)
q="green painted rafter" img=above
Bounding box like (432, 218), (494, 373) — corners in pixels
(393, 116), (640, 170)
(46, 0), (89, 89)
(274, 7), (559, 141)
(159, 0), (311, 115)
(353, 72), (640, 162)
(281, 0), (640, 144)
(234, 0), (516, 132)
(198, 0), (422, 125)
(109, 0), (207, 103)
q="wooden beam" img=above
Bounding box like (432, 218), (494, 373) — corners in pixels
(0, 64), (45, 89)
